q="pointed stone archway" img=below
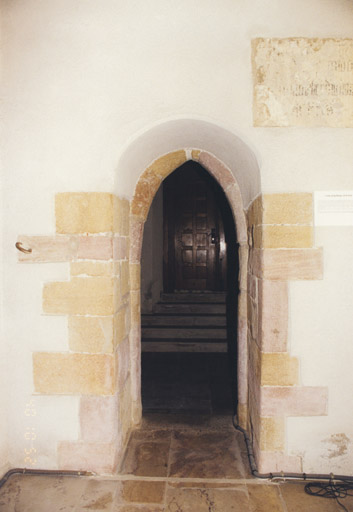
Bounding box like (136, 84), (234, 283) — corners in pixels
(126, 120), (326, 474)
(128, 148), (249, 430)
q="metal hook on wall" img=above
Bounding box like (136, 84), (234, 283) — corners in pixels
(15, 242), (32, 254)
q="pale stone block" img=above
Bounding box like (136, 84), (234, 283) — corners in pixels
(116, 337), (130, 390)
(248, 294), (258, 342)
(77, 236), (113, 260)
(56, 193), (114, 234)
(68, 316), (114, 353)
(248, 248), (263, 278)
(252, 38), (353, 128)
(131, 400), (142, 426)
(147, 150), (187, 179)
(261, 353), (299, 386)
(114, 308), (126, 346)
(191, 149), (201, 160)
(247, 195), (263, 228)
(129, 325), (141, 362)
(131, 169), (163, 220)
(237, 315), (248, 406)
(225, 185), (248, 243)
(70, 261), (113, 277)
(120, 199), (130, 236)
(33, 352), (115, 395)
(80, 396), (118, 443)
(247, 274), (257, 301)
(259, 417), (285, 452)
(120, 261), (130, 297)
(257, 451), (302, 474)
(130, 263), (141, 291)
(263, 193), (313, 225)
(113, 237), (128, 261)
(129, 217), (144, 264)
(248, 340), (261, 384)
(114, 197), (130, 235)
(125, 302), (131, 333)
(16, 235), (78, 263)
(198, 152), (236, 191)
(260, 386), (328, 416)
(58, 441), (117, 473)
(120, 377), (132, 448)
(262, 225), (313, 249)
(262, 248), (324, 280)
(253, 225), (263, 249)
(43, 277), (114, 316)
(237, 403), (248, 430)
(130, 290), (141, 326)
(258, 280), (288, 352)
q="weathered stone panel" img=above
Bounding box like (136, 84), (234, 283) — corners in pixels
(253, 38), (353, 127)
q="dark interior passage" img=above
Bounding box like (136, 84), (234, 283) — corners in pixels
(142, 353), (234, 415)
(141, 161), (238, 418)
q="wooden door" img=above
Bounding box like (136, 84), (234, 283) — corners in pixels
(163, 162), (226, 292)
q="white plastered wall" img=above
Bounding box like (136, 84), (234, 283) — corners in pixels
(1, 0), (353, 472)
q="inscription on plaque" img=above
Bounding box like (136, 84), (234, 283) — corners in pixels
(252, 38), (353, 127)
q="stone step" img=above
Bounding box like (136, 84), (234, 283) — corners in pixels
(153, 302), (226, 314)
(161, 292), (226, 303)
(141, 340), (228, 353)
(142, 327), (227, 339)
(141, 314), (227, 327)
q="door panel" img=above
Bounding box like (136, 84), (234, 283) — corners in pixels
(164, 162), (226, 292)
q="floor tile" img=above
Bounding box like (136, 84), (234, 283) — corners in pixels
(75, 479), (120, 512)
(113, 506), (164, 512)
(119, 430), (171, 477)
(247, 483), (284, 512)
(117, 480), (166, 505)
(165, 484), (251, 512)
(279, 482), (341, 511)
(168, 430), (246, 479)
(0, 474), (86, 512)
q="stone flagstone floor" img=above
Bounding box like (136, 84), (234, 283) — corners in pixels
(1, 414), (352, 511)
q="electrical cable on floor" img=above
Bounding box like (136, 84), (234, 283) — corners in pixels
(232, 415), (353, 511)
(305, 479), (353, 512)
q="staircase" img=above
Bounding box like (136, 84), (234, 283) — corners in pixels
(141, 292), (227, 353)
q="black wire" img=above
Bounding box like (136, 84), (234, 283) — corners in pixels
(305, 480), (353, 512)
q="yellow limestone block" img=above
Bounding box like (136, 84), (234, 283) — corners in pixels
(263, 193), (313, 225)
(130, 264), (141, 291)
(259, 417), (285, 451)
(120, 261), (130, 297)
(43, 277), (114, 316)
(68, 316), (114, 353)
(114, 308), (127, 347)
(262, 225), (313, 248)
(114, 197), (130, 236)
(56, 193), (114, 234)
(131, 151), (187, 220)
(261, 352), (299, 386)
(247, 195), (263, 228)
(191, 149), (201, 161)
(70, 261), (113, 277)
(148, 150), (187, 179)
(33, 352), (115, 395)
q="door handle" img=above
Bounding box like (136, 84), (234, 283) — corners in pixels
(210, 228), (218, 244)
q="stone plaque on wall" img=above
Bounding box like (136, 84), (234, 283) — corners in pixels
(252, 38), (353, 127)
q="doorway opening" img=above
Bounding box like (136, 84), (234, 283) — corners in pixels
(140, 160), (238, 418)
